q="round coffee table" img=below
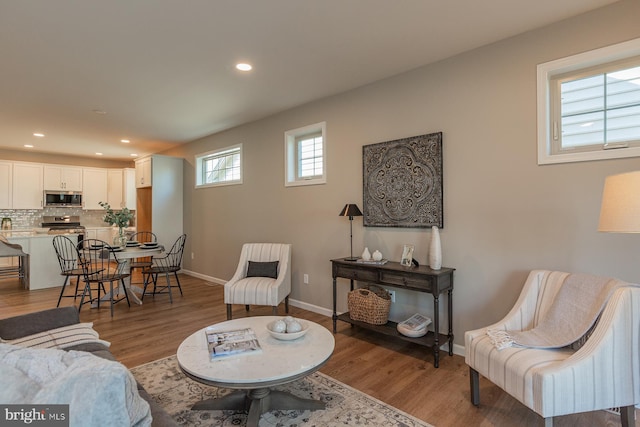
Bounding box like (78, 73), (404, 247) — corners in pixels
(177, 316), (335, 427)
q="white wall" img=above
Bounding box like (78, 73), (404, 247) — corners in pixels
(166, 0), (640, 346)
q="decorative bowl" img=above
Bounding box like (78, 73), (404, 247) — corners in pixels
(267, 319), (308, 341)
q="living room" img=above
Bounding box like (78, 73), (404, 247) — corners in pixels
(2, 1), (640, 426)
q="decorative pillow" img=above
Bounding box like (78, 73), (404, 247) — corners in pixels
(0, 323), (111, 349)
(246, 261), (279, 279)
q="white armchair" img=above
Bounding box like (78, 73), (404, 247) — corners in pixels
(465, 270), (640, 427)
(224, 243), (291, 320)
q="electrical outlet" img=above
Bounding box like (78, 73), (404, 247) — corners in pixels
(388, 290), (396, 303)
(303, 274), (309, 284)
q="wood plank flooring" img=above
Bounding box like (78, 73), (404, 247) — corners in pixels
(1, 275), (636, 426)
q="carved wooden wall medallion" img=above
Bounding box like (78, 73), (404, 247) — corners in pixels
(363, 132), (443, 228)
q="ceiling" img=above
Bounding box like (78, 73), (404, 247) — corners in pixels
(0, 0), (619, 161)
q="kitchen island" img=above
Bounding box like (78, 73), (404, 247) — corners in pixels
(1, 230), (82, 290)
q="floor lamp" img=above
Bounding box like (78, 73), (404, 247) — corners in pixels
(598, 171), (640, 234)
(339, 204), (363, 261)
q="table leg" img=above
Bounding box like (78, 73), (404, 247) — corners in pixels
(192, 388), (325, 427)
(332, 277), (337, 333)
(448, 288), (454, 356)
(433, 293), (440, 368)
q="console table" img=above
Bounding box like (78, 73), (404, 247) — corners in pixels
(331, 258), (454, 368)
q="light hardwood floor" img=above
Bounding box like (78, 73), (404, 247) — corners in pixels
(1, 275), (636, 426)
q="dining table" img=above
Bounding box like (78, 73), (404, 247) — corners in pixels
(96, 243), (163, 305)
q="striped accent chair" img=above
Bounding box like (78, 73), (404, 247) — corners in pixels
(465, 270), (640, 427)
(224, 243), (291, 320)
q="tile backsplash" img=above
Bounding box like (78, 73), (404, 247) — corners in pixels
(0, 207), (135, 229)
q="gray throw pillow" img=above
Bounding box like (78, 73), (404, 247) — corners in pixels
(246, 261), (279, 279)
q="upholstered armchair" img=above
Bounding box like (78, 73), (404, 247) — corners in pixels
(224, 243), (291, 320)
(465, 270), (640, 427)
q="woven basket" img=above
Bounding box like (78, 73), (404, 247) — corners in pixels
(348, 285), (391, 325)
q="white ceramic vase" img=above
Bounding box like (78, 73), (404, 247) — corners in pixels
(429, 226), (442, 270)
(372, 250), (383, 261)
(361, 247), (371, 261)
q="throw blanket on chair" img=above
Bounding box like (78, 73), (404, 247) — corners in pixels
(487, 273), (634, 350)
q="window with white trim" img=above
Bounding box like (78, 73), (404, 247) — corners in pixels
(285, 122), (326, 186)
(195, 144), (242, 188)
(537, 37), (640, 165)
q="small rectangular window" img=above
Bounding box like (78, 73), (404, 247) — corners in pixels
(537, 37), (640, 164)
(285, 122), (326, 187)
(195, 144), (242, 188)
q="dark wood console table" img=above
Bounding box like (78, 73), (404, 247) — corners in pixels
(331, 258), (454, 368)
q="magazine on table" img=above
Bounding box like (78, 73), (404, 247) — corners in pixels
(399, 313), (432, 331)
(205, 327), (262, 360)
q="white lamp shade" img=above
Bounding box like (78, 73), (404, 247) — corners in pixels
(598, 171), (640, 233)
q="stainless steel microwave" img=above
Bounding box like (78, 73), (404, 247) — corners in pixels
(43, 191), (83, 208)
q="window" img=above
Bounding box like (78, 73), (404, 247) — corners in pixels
(195, 144), (242, 188)
(285, 122), (326, 186)
(537, 37), (640, 165)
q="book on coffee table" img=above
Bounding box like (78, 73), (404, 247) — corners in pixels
(205, 327), (262, 360)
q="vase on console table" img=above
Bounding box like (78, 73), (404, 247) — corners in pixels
(361, 247), (371, 261)
(429, 226), (442, 270)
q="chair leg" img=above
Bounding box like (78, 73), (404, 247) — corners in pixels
(121, 279), (131, 307)
(109, 281), (114, 317)
(56, 276), (70, 307)
(174, 272), (183, 295)
(77, 281), (90, 313)
(285, 295), (289, 313)
(226, 304), (232, 320)
(470, 367), (480, 406)
(165, 272), (173, 304)
(621, 405), (635, 427)
(141, 273), (150, 300)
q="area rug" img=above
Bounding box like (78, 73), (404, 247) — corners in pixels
(131, 355), (433, 427)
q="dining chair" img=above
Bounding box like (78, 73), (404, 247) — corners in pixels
(77, 239), (131, 317)
(52, 235), (86, 307)
(141, 234), (186, 303)
(128, 231), (157, 285)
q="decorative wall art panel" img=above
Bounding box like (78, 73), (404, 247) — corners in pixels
(363, 132), (443, 228)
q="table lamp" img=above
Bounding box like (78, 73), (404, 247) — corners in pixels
(339, 204), (363, 261)
(598, 171), (640, 233)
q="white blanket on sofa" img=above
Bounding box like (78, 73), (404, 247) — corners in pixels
(0, 343), (151, 427)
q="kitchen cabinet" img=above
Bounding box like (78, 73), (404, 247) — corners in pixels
(82, 168), (108, 210)
(12, 162), (43, 209)
(0, 161), (11, 209)
(85, 227), (115, 243)
(136, 155), (183, 247)
(107, 168), (136, 209)
(43, 165), (83, 191)
(135, 157), (152, 188)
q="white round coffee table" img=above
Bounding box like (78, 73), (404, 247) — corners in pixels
(177, 316), (334, 427)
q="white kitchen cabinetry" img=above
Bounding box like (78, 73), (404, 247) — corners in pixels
(12, 162), (44, 209)
(85, 227), (114, 243)
(0, 161), (12, 209)
(82, 168), (108, 210)
(136, 155), (183, 247)
(135, 157), (152, 188)
(107, 168), (136, 209)
(43, 165), (83, 191)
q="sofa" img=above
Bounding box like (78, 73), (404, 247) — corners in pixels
(0, 307), (178, 427)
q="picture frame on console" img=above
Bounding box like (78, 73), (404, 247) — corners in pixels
(400, 244), (414, 267)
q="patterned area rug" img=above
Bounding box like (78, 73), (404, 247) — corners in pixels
(131, 355), (433, 427)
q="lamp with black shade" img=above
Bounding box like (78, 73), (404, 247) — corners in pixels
(339, 204), (363, 261)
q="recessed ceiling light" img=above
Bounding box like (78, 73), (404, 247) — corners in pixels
(130, 153), (138, 157)
(95, 152), (103, 156)
(24, 144), (34, 148)
(33, 133), (45, 137)
(92, 109), (107, 115)
(121, 139), (130, 143)
(236, 63), (252, 71)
